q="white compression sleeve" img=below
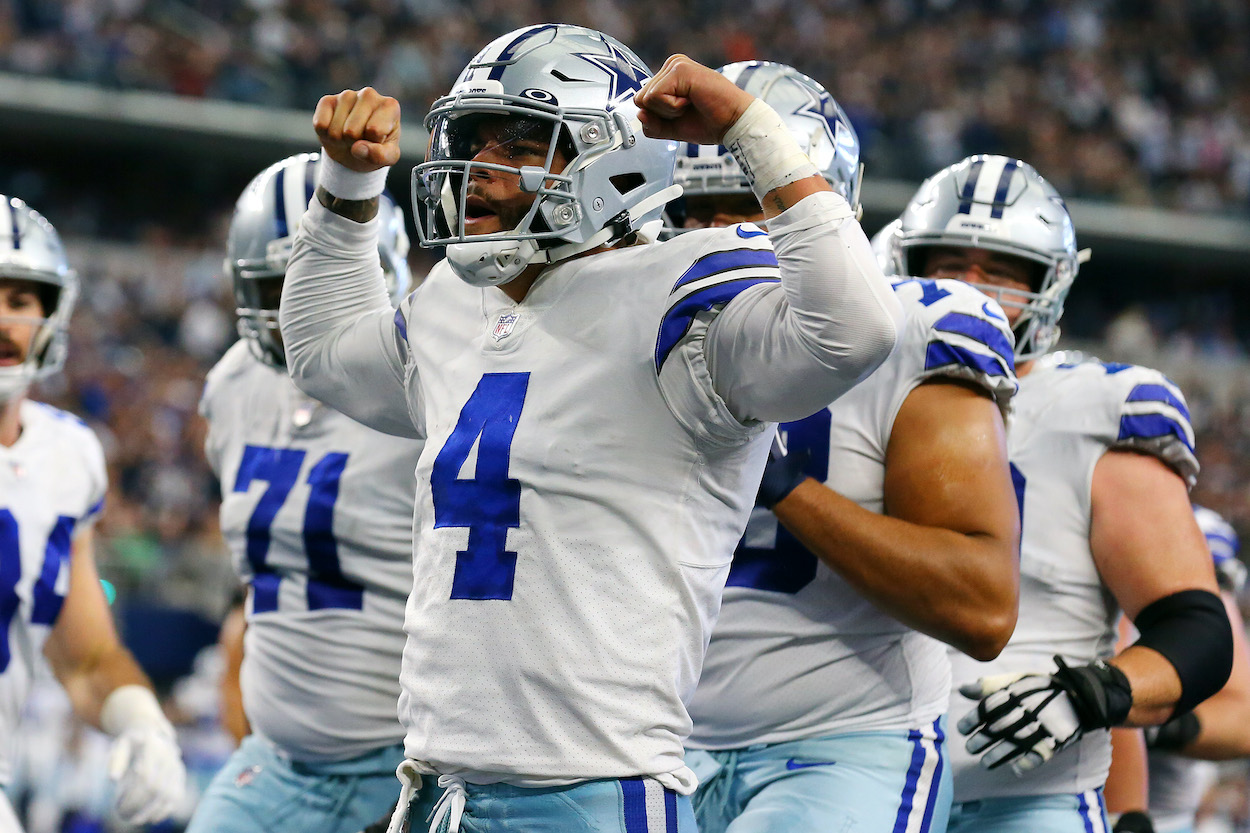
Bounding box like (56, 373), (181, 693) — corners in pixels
(280, 198), (420, 438)
(705, 191), (902, 423)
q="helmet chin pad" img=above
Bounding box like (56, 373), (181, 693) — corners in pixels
(446, 238), (542, 287)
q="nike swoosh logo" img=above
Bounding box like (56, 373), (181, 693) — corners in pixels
(982, 301), (1005, 321)
(785, 759), (837, 770)
(737, 226), (767, 238)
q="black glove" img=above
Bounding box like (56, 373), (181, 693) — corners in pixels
(756, 449), (810, 509)
(1112, 811), (1155, 833)
(1144, 711), (1201, 752)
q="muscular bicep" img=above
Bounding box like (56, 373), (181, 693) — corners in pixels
(1090, 451), (1218, 621)
(883, 379), (1018, 544)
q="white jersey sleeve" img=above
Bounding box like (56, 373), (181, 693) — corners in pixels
(280, 199), (418, 438)
(688, 277), (1017, 749)
(1100, 364), (1198, 488)
(0, 402), (108, 784)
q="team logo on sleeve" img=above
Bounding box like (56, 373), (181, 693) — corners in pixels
(492, 312), (520, 342)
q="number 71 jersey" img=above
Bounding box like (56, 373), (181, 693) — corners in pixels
(0, 401), (106, 784)
(202, 341), (423, 762)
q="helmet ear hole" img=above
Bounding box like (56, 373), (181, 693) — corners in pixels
(610, 173), (645, 195)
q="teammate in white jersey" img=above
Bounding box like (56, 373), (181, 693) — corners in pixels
(886, 155), (1236, 833)
(187, 154), (423, 833)
(671, 62), (1021, 833)
(1104, 505), (1250, 833)
(279, 25), (902, 833)
(0, 196), (185, 830)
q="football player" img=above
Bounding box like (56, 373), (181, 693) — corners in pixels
(676, 62), (1020, 833)
(1105, 504), (1250, 833)
(894, 155), (1236, 832)
(186, 154), (424, 833)
(0, 196), (185, 830)
(279, 25), (902, 833)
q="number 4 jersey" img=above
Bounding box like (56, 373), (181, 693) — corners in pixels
(201, 341), (423, 762)
(688, 278), (1018, 749)
(0, 401), (106, 784)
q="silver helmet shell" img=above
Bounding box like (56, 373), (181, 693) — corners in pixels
(226, 152), (411, 368)
(672, 61), (861, 217)
(894, 155), (1082, 360)
(0, 196), (78, 401)
(412, 24), (678, 287)
(870, 218), (903, 277)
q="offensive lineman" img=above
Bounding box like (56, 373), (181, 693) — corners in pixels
(280, 25), (901, 833)
(890, 155), (1235, 832)
(0, 196), (185, 830)
(188, 154), (423, 833)
(675, 62), (1020, 833)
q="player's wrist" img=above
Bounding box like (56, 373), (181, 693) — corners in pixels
(721, 99), (819, 201)
(318, 154), (389, 202)
(1146, 710), (1201, 751)
(1052, 655), (1133, 730)
(101, 685), (173, 738)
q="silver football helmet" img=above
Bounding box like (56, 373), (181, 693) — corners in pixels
(0, 196), (78, 401)
(895, 155), (1089, 359)
(226, 152), (411, 368)
(411, 24), (680, 287)
(671, 61), (862, 224)
(870, 218), (903, 277)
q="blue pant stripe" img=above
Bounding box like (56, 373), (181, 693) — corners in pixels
(892, 729), (926, 833)
(1077, 791), (1096, 833)
(918, 719), (944, 832)
(621, 777), (648, 833)
(664, 788), (678, 833)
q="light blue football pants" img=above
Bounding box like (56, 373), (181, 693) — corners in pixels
(946, 789), (1110, 833)
(687, 717), (951, 833)
(185, 735), (405, 833)
(395, 775), (695, 833)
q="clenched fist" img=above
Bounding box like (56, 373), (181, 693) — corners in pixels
(633, 55), (756, 146)
(313, 87), (403, 173)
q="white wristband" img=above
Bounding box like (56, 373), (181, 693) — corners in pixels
(722, 98), (819, 200)
(317, 155), (389, 201)
(101, 685), (171, 737)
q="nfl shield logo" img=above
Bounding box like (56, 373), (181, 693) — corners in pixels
(492, 312), (520, 342)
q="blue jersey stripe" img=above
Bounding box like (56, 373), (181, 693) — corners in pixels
(274, 167), (289, 240)
(655, 277), (779, 372)
(892, 729), (927, 833)
(31, 515), (75, 626)
(664, 788), (678, 833)
(1118, 413), (1194, 451)
(1126, 383), (1191, 422)
(251, 572), (281, 614)
(924, 341), (1009, 379)
(933, 312), (1015, 370)
(1207, 531), (1239, 557)
(86, 495), (105, 518)
(957, 159), (984, 215)
(918, 718), (945, 832)
(989, 159), (1020, 219)
(671, 248), (778, 292)
(394, 308), (408, 342)
(621, 777), (648, 833)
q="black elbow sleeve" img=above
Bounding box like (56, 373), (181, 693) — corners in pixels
(1132, 588), (1234, 716)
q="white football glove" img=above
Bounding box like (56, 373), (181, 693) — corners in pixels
(101, 686), (187, 825)
(956, 656), (1133, 776)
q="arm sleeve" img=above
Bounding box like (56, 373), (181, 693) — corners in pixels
(279, 199), (420, 438)
(704, 192), (903, 423)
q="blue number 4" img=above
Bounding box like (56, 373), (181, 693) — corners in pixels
(432, 373), (529, 601)
(0, 509), (76, 673)
(234, 446), (360, 613)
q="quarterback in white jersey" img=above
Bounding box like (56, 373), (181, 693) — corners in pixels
(1105, 505), (1250, 833)
(888, 155), (1235, 833)
(280, 27), (901, 833)
(187, 155), (423, 833)
(0, 196), (184, 830)
(674, 63), (1021, 833)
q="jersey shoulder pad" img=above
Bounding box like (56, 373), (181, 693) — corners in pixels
(1193, 505), (1245, 592)
(1070, 359), (1198, 488)
(892, 278), (1017, 411)
(201, 340), (261, 418)
(654, 224), (780, 374)
(26, 401), (108, 523)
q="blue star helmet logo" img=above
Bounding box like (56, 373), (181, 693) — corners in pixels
(575, 40), (651, 104)
(793, 85), (843, 146)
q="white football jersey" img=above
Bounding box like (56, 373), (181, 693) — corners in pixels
(688, 278), (1017, 748)
(389, 227), (794, 792)
(0, 401), (106, 785)
(949, 353), (1199, 801)
(202, 341), (422, 762)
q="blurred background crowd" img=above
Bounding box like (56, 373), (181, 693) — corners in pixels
(0, 0), (1248, 830)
